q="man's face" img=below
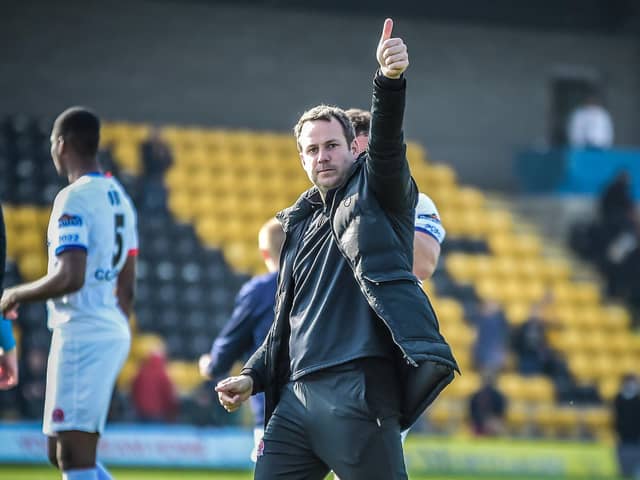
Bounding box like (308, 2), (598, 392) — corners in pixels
(298, 117), (357, 194)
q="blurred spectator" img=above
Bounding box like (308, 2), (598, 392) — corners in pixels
(131, 348), (178, 422)
(614, 374), (640, 479)
(567, 94), (614, 149)
(469, 372), (507, 436)
(570, 172), (640, 322)
(469, 299), (509, 374)
(512, 301), (573, 398)
(138, 128), (172, 211)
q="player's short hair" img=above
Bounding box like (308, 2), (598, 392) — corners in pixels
(53, 107), (100, 158)
(258, 218), (285, 264)
(293, 105), (355, 152)
(345, 108), (371, 138)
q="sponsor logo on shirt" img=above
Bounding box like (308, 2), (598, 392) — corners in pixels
(94, 268), (119, 281)
(58, 213), (83, 228)
(59, 234), (80, 244)
(417, 212), (441, 224)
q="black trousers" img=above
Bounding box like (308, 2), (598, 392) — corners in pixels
(254, 359), (407, 480)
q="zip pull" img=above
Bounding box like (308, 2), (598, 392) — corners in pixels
(404, 355), (418, 367)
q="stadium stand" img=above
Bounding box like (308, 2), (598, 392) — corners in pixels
(2, 115), (639, 443)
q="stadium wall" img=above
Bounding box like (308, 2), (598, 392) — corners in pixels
(1, 0), (639, 190)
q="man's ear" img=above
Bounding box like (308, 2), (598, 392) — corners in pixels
(351, 139), (359, 156)
(57, 136), (66, 155)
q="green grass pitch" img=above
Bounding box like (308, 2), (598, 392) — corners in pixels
(0, 464), (599, 480)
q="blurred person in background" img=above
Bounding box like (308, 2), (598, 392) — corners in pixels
(216, 20), (457, 480)
(470, 299), (509, 374)
(138, 127), (173, 212)
(0, 203), (19, 390)
(345, 108), (446, 280)
(131, 344), (178, 422)
(199, 217), (284, 461)
(468, 371), (507, 436)
(512, 299), (575, 401)
(614, 374), (640, 479)
(0, 107), (138, 480)
(567, 93), (614, 149)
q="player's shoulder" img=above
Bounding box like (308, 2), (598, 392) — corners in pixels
(53, 178), (92, 207)
(416, 192), (439, 215)
(239, 272), (278, 297)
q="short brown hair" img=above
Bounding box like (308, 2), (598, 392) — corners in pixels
(345, 108), (371, 137)
(293, 105), (355, 152)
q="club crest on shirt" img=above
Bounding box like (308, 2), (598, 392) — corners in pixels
(256, 439), (265, 457)
(58, 213), (83, 228)
(52, 408), (65, 422)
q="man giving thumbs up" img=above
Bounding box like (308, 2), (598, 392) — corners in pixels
(216, 18), (457, 480)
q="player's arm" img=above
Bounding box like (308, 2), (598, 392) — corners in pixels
(116, 253), (136, 317)
(413, 193), (446, 280)
(367, 19), (415, 213)
(413, 234), (441, 281)
(0, 249), (87, 315)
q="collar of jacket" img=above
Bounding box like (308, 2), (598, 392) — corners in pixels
(276, 154), (366, 233)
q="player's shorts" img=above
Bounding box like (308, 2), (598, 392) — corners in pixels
(43, 328), (130, 435)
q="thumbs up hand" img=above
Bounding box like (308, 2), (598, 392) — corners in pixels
(376, 18), (409, 79)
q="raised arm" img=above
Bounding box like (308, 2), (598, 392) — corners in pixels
(367, 18), (416, 212)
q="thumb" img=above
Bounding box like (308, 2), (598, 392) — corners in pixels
(380, 18), (393, 42)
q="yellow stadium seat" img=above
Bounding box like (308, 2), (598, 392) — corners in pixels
(167, 361), (203, 395)
(572, 283), (601, 305)
(130, 334), (166, 361)
(488, 233), (517, 257)
(117, 360), (139, 392)
(582, 407), (613, 440)
(494, 256), (518, 279)
(168, 192), (194, 223)
(425, 163), (456, 188)
(506, 401), (531, 435)
(602, 305), (631, 330)
(446, 253), (473, 283)
(541, 260), (571, 283)
(18, 254), (48, 281)
(483, 210), (513, 235)
(442, 372), (480, 400)
(433, 297), (465, 324)
(515, 234), (542, 258)
(505, 301), (531, 326)
(455, 187), (485, 210)
(598, 378), (621, 402)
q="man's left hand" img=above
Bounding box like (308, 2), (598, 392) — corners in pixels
(376, 18), (409, 79)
